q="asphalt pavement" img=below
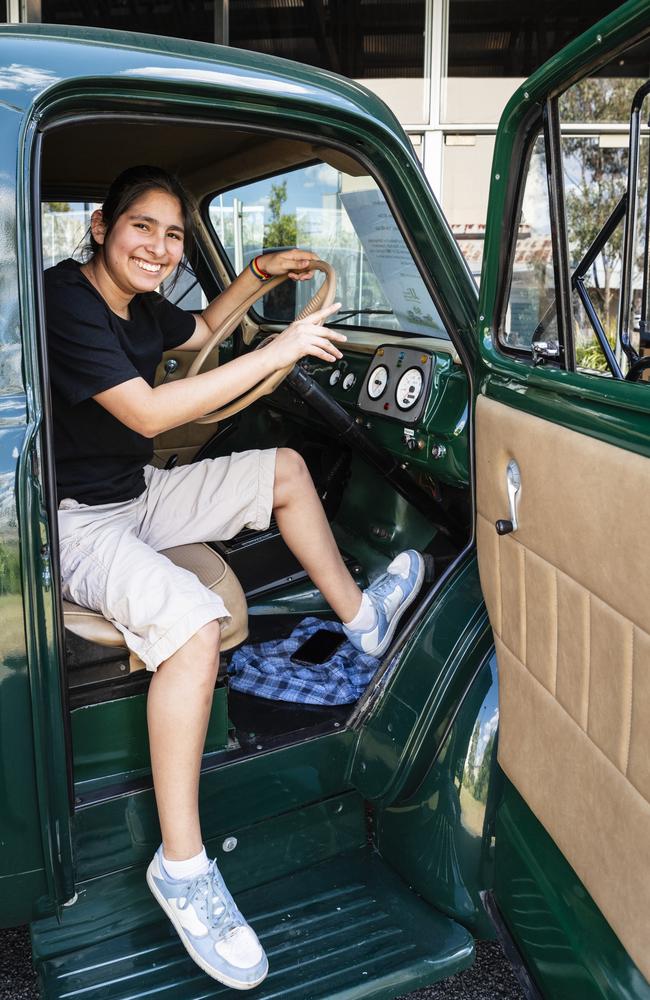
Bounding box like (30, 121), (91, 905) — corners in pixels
(1, 926), (524, 1000)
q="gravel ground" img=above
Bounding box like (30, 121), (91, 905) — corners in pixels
(1, 927), (524, 1000)
(0, 927), (39, 1000)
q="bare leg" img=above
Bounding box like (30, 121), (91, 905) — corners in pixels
(147, 620), (220, 860)
(273, 448), (362, 623)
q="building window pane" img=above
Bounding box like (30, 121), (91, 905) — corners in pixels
(40, 0), (215, 40)
(443, 0), (623, 124)
(0, 2), (6, 23)
(229, 0), (428, 122)
(442, 134), (495, 281)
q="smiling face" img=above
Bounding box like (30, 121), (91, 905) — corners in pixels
(90, 188), (186, 303)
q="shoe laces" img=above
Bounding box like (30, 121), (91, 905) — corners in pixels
(368, 569), (403, 606)
(180, 862), (243, 936)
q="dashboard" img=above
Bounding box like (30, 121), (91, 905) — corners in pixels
(274, 339), (470, 487)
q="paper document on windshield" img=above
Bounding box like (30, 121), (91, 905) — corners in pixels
(340, 188), (445, 336)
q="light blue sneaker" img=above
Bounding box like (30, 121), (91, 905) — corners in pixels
(147, 848), (268, 990)
(344, 549), (425, 657)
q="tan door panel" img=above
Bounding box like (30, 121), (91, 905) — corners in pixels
(152, 346), (220, 466)
(476, 393), (650, 983)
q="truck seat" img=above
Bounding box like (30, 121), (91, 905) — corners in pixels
(62, 542), (248, 671)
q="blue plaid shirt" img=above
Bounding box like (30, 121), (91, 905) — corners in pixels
(228, 617), (378, 706)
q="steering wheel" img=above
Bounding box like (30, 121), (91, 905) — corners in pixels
(188, 260), (336, 424)
(624, 355), (650, 381)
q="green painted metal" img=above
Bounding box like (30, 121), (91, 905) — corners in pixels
(16, 100), (76, 912)
(377, 652), (499, 938)
(34, 848), (474, 1000)
(350, 555), (488, 804)
(495, 781), (650, 999)
(33, 792), (368, 962)
(72, 729), (355, 880)
(0, 104), (62, 925)
(71, 685), (229, 785)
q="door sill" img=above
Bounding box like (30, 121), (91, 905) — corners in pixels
(33, 848), (473, 999)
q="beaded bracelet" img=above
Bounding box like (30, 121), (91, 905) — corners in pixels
(249, 255), (272, 281)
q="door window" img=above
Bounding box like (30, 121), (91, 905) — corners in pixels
(502, 136), (557, 351)
(208, 163), (448, 339)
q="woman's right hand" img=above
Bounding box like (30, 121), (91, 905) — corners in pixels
(263, 302), (347, 368)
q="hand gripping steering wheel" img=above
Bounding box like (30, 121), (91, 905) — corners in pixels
(188, 260), (336, 424)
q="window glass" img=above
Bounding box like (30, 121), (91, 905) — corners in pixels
(444, 0), (624, 124)
(229, 0), (428, 123)
(562, 135), (629, 375)
(41, 202), (97, 269)
(209, 163), (448, 339)
(503, 136), (557, 350)
(442, 134), (495, 283)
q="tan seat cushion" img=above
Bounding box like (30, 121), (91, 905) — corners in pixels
(63, 543), (248, 663)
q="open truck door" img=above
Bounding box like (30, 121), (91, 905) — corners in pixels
(476, 2), (650, 996)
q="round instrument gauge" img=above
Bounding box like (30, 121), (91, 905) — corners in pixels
(342, 373), (357, 390)
(367, 364), (389, 400)
(329, 368), (342, 387)
(395, 367), (424, 411)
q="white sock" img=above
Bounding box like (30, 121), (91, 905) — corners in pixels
(162, 846), (209, 881)
(343, 592), (376, 631)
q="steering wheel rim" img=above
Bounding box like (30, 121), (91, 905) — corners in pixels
(187, 260), (336, 424)
(624, 355), (650, 381)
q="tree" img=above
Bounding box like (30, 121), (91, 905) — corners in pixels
(43, 202), (71, 213)
(263, 181), (297, 249)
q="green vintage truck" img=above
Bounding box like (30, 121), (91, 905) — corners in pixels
(1, 2), (649, 997)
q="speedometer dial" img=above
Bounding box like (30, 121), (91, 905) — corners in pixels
(367, 364), (389, 400)
(395, 367), (424, 410)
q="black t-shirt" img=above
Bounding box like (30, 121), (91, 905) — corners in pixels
(45, 259), (196, 505)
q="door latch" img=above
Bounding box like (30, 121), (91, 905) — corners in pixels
(532, 340), (561, 366)
(495, 459), (521, 535)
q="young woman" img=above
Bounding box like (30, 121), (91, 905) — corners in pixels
(45, 165), (424, 990)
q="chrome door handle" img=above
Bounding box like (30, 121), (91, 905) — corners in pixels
(495, 459), (521, 535)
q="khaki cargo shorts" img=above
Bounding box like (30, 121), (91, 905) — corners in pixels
(57, 449), (277, 670)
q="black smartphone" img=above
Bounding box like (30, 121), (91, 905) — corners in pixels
(290, 629), (346, 665)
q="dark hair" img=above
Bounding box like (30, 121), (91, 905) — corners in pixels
(85, 165), (196, 281)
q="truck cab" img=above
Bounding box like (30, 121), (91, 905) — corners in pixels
(1, 3), (649, 997)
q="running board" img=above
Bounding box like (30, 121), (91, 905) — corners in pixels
(33, 849), (474, 999)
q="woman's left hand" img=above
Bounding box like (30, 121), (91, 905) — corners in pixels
(257, 248), (319, 281)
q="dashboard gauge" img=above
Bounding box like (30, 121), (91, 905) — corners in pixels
(342, 373), (357, 390)
(395, 367), (424, 411)
(367, 364), (389, 400)
(329, 368), (342, 387)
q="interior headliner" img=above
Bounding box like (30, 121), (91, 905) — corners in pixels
(41, 117), (366, 203)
